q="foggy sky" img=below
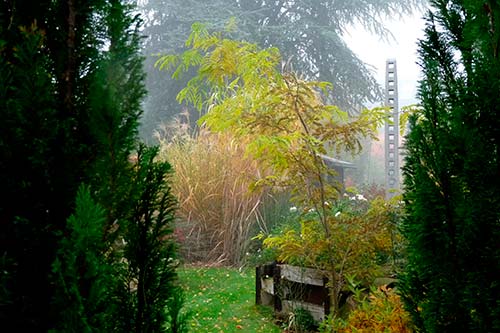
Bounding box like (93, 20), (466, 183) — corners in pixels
(344, 12), (426, 108)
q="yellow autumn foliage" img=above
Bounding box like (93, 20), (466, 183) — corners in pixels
(263, 197), (401, 285)
(323, 286), (414, 333)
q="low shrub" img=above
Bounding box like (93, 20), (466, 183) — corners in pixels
(320, 285), (413, 333)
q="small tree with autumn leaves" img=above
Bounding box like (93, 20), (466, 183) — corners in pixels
(157, 22), (397, 318)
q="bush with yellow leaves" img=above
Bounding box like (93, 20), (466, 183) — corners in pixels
(262, 196), (404, 317)
(320, 285), (413, 333)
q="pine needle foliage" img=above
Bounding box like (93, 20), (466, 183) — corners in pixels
(0, 1), (185, 330)
(401, 1), (500, 332)
(118, 144), (182, 333)
(52, 185), (113, 332)
(87, 0), (146, 243)
(0, 20), (61, 330)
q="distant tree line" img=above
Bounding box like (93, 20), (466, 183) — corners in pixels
(138, 0), (425, 140)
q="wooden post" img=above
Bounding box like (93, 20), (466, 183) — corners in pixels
(255, 266), (262, 305)
(323, 276), (330, 318)
(273, 264), (282, 312)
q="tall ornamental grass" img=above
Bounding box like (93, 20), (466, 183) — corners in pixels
(158, 127), (265, 266)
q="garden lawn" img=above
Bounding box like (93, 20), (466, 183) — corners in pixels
(179, 266), (281, 333)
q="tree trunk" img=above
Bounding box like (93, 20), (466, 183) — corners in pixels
(327, 270), (341, 318)
(64, 0), (76, 113)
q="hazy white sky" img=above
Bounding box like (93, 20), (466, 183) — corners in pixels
(344, 12), (427, 107)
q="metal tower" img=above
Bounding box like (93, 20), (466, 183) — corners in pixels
(385, 59), (400, 199)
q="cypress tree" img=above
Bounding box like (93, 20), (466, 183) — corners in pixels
(0, 20), (60, 330)
(401, 1), (500, 332)
(0, 1), (184, 331)
(88, 0), (146, 225)
(118, 145), (184, 333)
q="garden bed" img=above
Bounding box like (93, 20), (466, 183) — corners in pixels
(256, 263), (330, 322)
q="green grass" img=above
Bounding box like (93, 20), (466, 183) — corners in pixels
(178, 266), (282, 333)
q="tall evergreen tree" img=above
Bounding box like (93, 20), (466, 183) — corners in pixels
(87, 0), (146, 242)
(401, 1), (500, 332)
(0, 1), (184, 331)
(118, 145), (183, 333)
(0, 19), (60, 330)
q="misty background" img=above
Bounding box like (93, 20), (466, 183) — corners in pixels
(136, 0), (427, 186)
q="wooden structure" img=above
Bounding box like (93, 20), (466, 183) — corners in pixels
(256, 263), (330, 321)
(319, 154), (355, 188)
(256, 263), (399, 324)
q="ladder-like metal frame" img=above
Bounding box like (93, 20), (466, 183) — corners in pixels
(385, 59), (400, 199)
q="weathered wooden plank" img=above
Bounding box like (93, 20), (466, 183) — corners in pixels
(279, 264), (325, 286)
(261, 277), (274, 295)
(281, 300), (326, 322)
(255, 266), (262, 305)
